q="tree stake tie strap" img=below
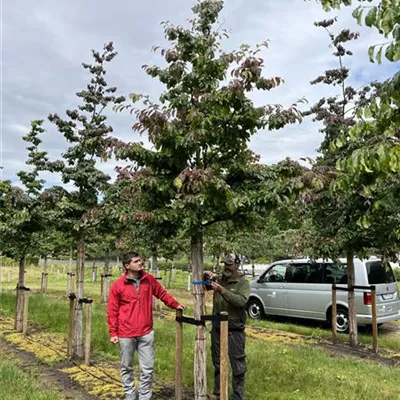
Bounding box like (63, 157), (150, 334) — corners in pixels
(175, 314), (228, 326)
(192, 280), (210, 285)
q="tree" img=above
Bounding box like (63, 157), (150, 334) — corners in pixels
(301, 17), (399, 345)
(315, 0), (399, 62)
(112, 1), (301, 396)
(0, 120), (54, 330)
(42, 42), (125, 360)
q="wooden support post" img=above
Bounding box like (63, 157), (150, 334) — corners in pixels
(67, 272), (75, 296)
(371, 287), (378, 353)
(252, 265), (255, 278)
(167, 268), (172, 289)
(22, 290), (29, 336)
(220, 311), (229, 400)
(175, 310), (183, 400)
(67, 294), (76, 358)
(331, 284), (337, 344)
(84, 298), (93, 366)
(15, 285), (24, 332)
(100, 274), (104, 301)
(187, 272), (191, 291)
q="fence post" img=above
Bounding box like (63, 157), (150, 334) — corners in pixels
(371, 286), (378, 353)
(220, 311), (229, 400)
(84, 298), (94, 366)
(67, 294), (76, 358)
(331, 284), (337, 344)
(22, 289), (30, 336)
(175, 309), (183, 400)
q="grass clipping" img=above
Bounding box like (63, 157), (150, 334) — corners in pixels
(62, 364), (122, 399)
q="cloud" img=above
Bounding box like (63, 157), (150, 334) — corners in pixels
(2, 0), (394, 188)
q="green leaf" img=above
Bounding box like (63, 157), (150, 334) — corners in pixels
(365, 7), (377, 28)
(376, 46), (383, 64)
(368, 45), (376, 62)
(173, 177), (183, 190)
(352, 6), (363, 26)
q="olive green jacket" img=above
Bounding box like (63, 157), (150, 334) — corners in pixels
(212, 273), (250, 330)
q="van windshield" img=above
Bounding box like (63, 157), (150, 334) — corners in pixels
(366, 261), (396, 284)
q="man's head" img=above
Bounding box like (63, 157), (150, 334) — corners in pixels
(223, 254), (240, 278)
(122, 252), (144, 274)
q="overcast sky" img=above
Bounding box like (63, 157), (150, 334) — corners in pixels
(1, 0), (396, 188)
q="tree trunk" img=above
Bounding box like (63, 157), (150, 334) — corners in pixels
(191, 231), (207, 400)
(92, 260), (97, 283)
(15, 255), (26, 331)
(41, 255), (48, 293)
(73, 237), (85, 360)
(346, 248), (358, 347)
(101, 252), (110, 303)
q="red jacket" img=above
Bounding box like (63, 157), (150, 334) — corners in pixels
(107, 271), (180, 338)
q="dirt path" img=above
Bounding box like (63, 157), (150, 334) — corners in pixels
(1, 337), (98, 400)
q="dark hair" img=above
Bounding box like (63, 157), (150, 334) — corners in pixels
(122, 252), (140, 268)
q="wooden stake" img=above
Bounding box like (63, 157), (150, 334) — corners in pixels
(22, 290), (29, 336)
(67, 294), (76, 358)
(84, 299), (93, 366)
(175, 309), (183, 400)
(371, 287), (378, 353)
(220, 312), (229, 400)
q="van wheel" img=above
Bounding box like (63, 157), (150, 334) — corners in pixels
(335, 307), (349, 333)
(247, 299), (264, 319)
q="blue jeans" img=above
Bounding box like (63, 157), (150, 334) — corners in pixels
(119, 331), (155, 400)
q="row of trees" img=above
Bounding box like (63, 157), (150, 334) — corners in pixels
(1, 0), (399, 397)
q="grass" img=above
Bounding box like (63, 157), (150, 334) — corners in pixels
(0, 357), (62, 400)
(1, 289), (400, 400)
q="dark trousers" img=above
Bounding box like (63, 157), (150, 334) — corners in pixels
(211, 327), (247, 400)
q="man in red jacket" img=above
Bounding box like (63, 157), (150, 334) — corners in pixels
(108, 251), (185, 400)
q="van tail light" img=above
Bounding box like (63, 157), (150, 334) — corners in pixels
(363, 292), (372, 305)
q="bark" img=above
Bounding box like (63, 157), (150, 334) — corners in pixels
(73, 237), (85, 360)
(191, 231), (207, 400)
(346, 248), (358, 347)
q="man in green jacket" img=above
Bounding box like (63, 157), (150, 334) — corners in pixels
(204, 254), (250, 400)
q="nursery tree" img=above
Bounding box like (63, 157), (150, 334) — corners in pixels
(112, 1), (302, 396)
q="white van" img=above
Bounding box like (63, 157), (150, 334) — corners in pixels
(246, 257), (400, 332)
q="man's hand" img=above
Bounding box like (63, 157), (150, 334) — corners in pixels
(110, 336), (119, 344)
(204, 270), (217, 279)
(211, 281), (226, 294)
(177, 304), (186, 310)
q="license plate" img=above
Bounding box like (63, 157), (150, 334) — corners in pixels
(382, 293), (393, 300)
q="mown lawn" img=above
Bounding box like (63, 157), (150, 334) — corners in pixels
(1, 288), (399, 400)
(0, 356), (62, 400)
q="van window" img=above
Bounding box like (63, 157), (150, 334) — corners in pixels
(324, 262), (347, 284)
(285, 263), (323, 283)
(366, 261), (396, 284)
(263, 264), (288, 282)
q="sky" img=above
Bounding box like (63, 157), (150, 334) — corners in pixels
(1, 0), (396, 189)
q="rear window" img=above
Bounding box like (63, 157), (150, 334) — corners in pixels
(366, 261), (396, 284)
